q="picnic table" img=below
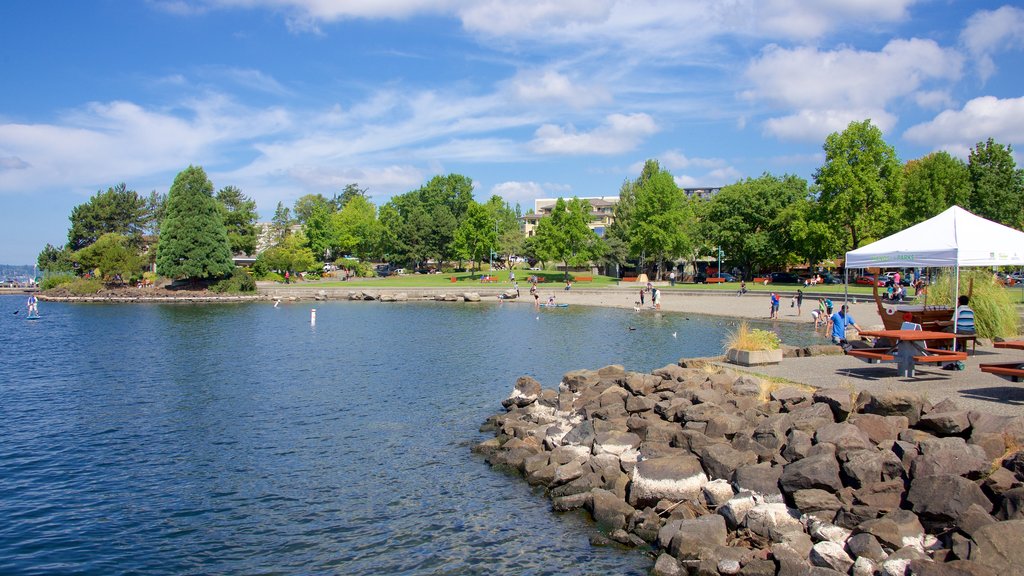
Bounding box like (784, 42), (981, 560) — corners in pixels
(849, 329), (967, 378)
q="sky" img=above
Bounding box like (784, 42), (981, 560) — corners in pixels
(1, 1), (1023, 265)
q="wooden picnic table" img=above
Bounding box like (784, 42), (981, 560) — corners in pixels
(851, 329), (966, 378)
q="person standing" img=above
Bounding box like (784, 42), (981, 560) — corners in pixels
(27, 294), (38, 316)
(669, 270), (676, 286)
(795, 289), (804, 316)
(653, 287), (661, 310)
(769, 292), (780, 319)
(639, 288), (645, 307)
(828, 304), (863, 345)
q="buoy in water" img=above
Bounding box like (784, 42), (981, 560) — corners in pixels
(311, 308), (317, 325)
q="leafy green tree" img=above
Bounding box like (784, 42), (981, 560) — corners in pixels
(271, 201), (293, 242)
(418, 173), (475, 223)
(37, 243), (76, 273)
(215, 185), (259, 255)
(777, 197), (838, 273)
(304, 203), (336, 261)
(901, 152), (971, 224)
(453, 202), (498, 274)
(156, 166), (234, 281)
(703, 173), (809, 278)
(74, 232), (144, 284)
(256, 231), (317, 274)
(332, 195), (381, 261)
(483, 195), (524, 267)
(814, 119), (903, 250)
(67, 183), (149, 250)
(293, 194), (333, 225)
(629, 160), (694, 278)
(968, 138), (1024, 229)
(533, 197), (603, 278)
(335, 183), (369, 210)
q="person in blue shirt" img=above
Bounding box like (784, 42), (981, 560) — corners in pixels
(829, 304), (862, 345)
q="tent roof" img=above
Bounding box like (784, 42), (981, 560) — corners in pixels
(845, 206), (1024, 268)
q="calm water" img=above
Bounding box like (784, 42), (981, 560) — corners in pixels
(0, 295), (826, 575)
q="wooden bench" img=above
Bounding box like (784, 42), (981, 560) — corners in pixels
(479, 276), (499, 283)
(753, 277), (770, 284)
(994, 340), (1024, 350)
(846, 348), (896, 363)
(980, 362), (1024, 382)
(705, 277), (726, 283)
(621, 276), (638, 282)
(912, 349), (968, 364)
(573, 276), (594, 282)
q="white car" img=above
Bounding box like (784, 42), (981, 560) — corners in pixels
(392, 268), (406, 275)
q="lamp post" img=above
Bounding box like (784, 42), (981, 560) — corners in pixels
(717, 246), (723, 278)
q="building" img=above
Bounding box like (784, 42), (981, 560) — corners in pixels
(521, 187), (720, 237)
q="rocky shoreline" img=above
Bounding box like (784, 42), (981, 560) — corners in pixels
(474, 360), (1024, 575)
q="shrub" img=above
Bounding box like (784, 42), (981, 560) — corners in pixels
(210, 268), (257, 293)
(724, 321), (781, 351)
(40, 274), (76, 290)
(65, 278), (104, 295)
(927, 270), (1018, 338)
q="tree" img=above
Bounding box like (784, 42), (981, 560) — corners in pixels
(156, 166), (234, 281)
(143, 190), (167, 237)
(418, 174), (475, 223)
(271, 201), (293, 243)
(37, 243), (76, 273)
(703, 173), (808, 278)
(293, 194), (333, 225)
(215, 185), (259, 255)
(814, 119), (903, 250)
(332, 195), (381, 261)
(484, 194), (524, 267)
(629, 160), (694, 279)
(335, 183), (369, 210)
(902, 152), (971, 224)
(74, 232), (144, 284)
(304, 203), (336, 261)
(256, 231), (316, 275)
(67, 183), (148, 250)
(968, 138), (1024, 229)
(533, 197), (603, 278)
(453, 202), (497, 274)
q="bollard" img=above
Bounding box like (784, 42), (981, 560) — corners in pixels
(311, 308), (316, 326)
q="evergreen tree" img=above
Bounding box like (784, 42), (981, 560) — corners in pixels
(215, 185), (259, 255)
(156, 166), (234, 281)
(67, 183), (148, 250)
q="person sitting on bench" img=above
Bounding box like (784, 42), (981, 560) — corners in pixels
(944, 295), (975, 335)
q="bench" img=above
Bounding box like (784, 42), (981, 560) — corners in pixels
(622, 276), (638, 282)
(480, 276), (499, 283)
(574, 276), (594, 282)
(705, 277), (726, 283)
(753, 277), (770, 284)
(980, 362), (1024, 382)
(846, 348), (896, 363)
(912, 349), (968, 364)
(994, 340), (1024, 350)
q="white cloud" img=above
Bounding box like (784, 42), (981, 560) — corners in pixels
(505, 69), (610, 109)
(903, 95), (1024, 157)
(960, 5), (1024, 81)
(745, 39), (960, 141)
(752, 0), (918, 39)
(658, 149), (726, 170)
(674, 166), (742, 188)
(529, 113), (658, 155)
(763, 108), (897, 141)
(491, 180), (548, 206)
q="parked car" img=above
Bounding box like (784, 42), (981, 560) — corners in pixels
(693, 272), (736, 283)
(854, 275), (886, 286)
(768, 272), (801, 284)
(818, 273), (843, 284)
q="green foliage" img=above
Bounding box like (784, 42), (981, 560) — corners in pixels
(332, 195), (381, 261)
(74, 232), (144, 283)
(968, 138), (1024, 229)
(453, 202), (497, 272)
(293, 194), (333, 225)
(335, 183), (368, 210)
(304, 203), (335, 261)
(255, 231), (316, 274)
(532, 197), (603, 276)
(336, 259), (374, 277)
(210, 267), (256, 293)
(63, 277), (105, 295)
(271, 201), (294, 243)
(814, 119), (903, 250)
(39, 274), (75, 290)
(215, 185), (259, 255)
(927, 270), (1018, 339)
(37, 243), (76, 273)
(902, 152), (970, 224)
(704, 173), (809, 277)
(156, 166), (235, 281)
(630, 160), (694, 274)
(67, 183), (150, 250)
(724, 321), (781, 351)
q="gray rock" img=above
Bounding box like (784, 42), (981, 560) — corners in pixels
(847, 532), (887, 563)
(813, 388), (856, 421)
(815, 422), (874, 459)
(849, 413), (909, 446)
(719, 491), (758, 529)
(856, 509), (925, 550)
(701, 443), (758, 481)
(702, 478), (735, 507)
(997, 486), (1024, 520)
(783, 428), (814, 462)
(739, 558), (776, 576)
(625, 394), (655, 414)
(957, 503), (997, 536)
(630, 455), (708, 507)
(587, 488), (636, 531)
(593, 429), (641, 457)
(969, 520), (1024, 573)
(780, 452), (843, 494)
(651, 553), (684, 576)
(744, 502), (803, 541)
(919, 410), (972, 436)
(788, 402), (836, 433)
(852, 480), (905, 512)
(795, 488), (844, 515)
(662, 514), (728, 560)
(810, 540), (855, 573)
(860, 391), (926, 425)
(842, 448), (904, 488)
(912, 437), (990, 479)
(907, 474), (992, 531)
(733, 462), (784, 501)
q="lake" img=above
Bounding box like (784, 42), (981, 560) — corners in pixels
(0, 295), (827, 575)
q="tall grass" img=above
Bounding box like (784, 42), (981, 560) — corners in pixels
(723, 321), (781, 351)
(927, 270), (1019, 338)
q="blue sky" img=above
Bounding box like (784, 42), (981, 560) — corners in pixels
(2, 0), (1023, 265)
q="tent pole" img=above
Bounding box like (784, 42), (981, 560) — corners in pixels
(952, 266), (960, 351)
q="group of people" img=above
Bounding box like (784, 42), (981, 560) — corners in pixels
(803, 274), (827, 287)
(823, 294), (975, 347)
(637, 284), (661, 310)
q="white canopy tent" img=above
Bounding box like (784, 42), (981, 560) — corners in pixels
(844, 205), (1024, 337)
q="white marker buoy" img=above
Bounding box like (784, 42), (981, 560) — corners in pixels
(311, 308), (317, 325)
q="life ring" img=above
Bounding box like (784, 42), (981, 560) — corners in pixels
(885, 306), (896, 315)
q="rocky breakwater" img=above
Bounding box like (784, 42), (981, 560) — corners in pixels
(473, 362), (1024, 576)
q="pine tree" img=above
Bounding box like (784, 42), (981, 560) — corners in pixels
(156, 166), (234, 281)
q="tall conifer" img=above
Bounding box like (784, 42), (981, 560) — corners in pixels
(156, 166), (234, 280)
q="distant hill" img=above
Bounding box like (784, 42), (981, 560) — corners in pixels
(0, 264), (36, 282)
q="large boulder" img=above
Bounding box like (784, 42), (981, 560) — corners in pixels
(780, 453), (843, 494)
(701, 443), (758, 481)
(630, 455), (708, 507)
(969, 520), (1024, 572)
(587, 488), (637, 531)
(907, 474), (992, 532)
(860, 391), (926, 425)
(659, 514), (728, 560)
(911, 437), (989, 479)
(810, 541), (855, 573)
(815, 423), (874, 459)
(855, 509), (925, 551)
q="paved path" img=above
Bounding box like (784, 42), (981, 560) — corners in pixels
(717, 346), (1024, 417)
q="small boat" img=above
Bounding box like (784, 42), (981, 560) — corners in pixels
(540, 303), (569, 308)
